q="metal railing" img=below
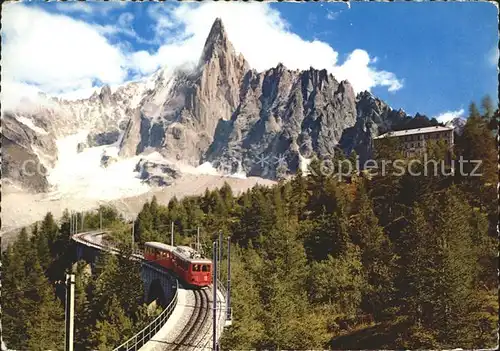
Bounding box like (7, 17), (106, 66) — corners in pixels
(73, 231), (180, 351)
(113, 279), (179, 351)
(216, 278), (227, 298)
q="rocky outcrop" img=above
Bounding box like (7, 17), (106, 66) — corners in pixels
(339, 91), (408, 163)
(118, 108), (143, 157)
(118, 18), (250, 165)
(204, 65), (358, 178)
(135, 158), (182, 186)
(446, 117), (466, 135)
(118, 18), (358, 178)
(87, 130), (121, 147)
(2, 17), (442, 189)
(77, 142), (87, 153)
(100, 154), (117, 168)
(1, 113), (57, 192)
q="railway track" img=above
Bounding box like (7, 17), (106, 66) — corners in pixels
(169, 288), (211, 351)
(74, 231), (220, 350)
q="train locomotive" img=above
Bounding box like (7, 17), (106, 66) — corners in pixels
(143, 241), (212, 288)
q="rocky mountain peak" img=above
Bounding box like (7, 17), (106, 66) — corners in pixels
(200, 18), (232, 64)
(99, 84), (113, 105)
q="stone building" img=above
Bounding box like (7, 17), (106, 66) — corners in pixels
(374, 125), (454, 158)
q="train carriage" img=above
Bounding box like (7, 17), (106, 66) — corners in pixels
(144, 242), (175, 270)
(172, 246), (212, 287)
(143, 242), (212, 287)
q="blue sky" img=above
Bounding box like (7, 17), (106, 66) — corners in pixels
(282, 1), (499, 119)
(2, 1), (498, 122)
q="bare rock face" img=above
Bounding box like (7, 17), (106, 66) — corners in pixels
(119, 18), (250, 165)
(87, 130), (120, 147)
(3, 17), (439, 191)
(339, 91), (408, 163)
(135, 158), (182, 186)
(118, 18), (358, 178)
(446, 117), (466, 135)
(204, 66), (358, 177)
(99, 85), (114, 106)
(118, 108), (143, 158)
(100, 154), (117, 168)
(1, 113), (57, 192)
(77, 142), (87, 153)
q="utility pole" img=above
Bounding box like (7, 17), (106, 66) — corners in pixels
(64, 273), (75, 351)
(171, 222), (174, 247)
(218, 231), (222, 283)
(81, 212), (84, 232)
(75, 213), (78, 235)
(212, 241), (218, 351)
(226, 236), (232, 323)
(1, 261), (5, 351)
(131, 220), (135, 253)
(99, 208), (102, 231)
(197, 227), (200, 253)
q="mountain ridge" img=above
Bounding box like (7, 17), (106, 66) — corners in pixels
(2, 18), (443, 192)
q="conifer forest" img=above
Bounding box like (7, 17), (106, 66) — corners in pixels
(2, 104), (498, 350)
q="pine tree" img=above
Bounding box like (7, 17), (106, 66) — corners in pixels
(220, 248), (265, 349)
(289, 169), (309, 220)
(480, 95), (494, 119)
(32, 225), (51, 271)
(349, 184), (395, 320)
(74, 261), (92, 349)
(25, 260), (64, 351)
(395, 205), (437, 343)
(1, 245), (30, 349)
(469, 102), (481, 118)
(40, 212), (59, 250)
(456, 113), (496, 208)
(258, 223), (319, 349)
(308, 247), (364, 315)
(90, 296), (133, 350)
(395, 189), (477, 347)
(233, 188), (275, 247)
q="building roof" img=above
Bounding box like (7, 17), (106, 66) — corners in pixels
(374, 125), (453, 139)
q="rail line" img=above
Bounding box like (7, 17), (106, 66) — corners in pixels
(72, 230), (224, 350)
(169, 289), (211, 351)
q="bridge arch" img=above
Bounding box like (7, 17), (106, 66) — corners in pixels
(147, 279), (168, 307)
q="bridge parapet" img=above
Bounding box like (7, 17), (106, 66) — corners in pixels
(113, 280), (179, 351)
(72, 232), (179, 350)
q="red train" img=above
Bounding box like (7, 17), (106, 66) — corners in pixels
(143, 241), (212, 287)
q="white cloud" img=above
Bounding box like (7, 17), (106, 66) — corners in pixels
(1, 1), (402, 111)
(55, 2), (94, 14)
(326, 10), (341, 20)
(95, 12), (155, 45)
(55, 1), (126, 16)
(1, 4), (127, 109)
(135, 2), (403, 93)
(435, 108), (465, 123)
(488, 46), (499, 66)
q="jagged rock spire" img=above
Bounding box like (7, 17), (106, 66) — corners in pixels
(200, 18), (233, 64)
